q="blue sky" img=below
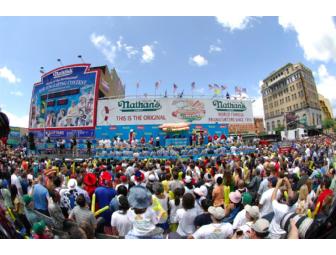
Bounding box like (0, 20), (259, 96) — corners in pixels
(1, 16), (336, 127)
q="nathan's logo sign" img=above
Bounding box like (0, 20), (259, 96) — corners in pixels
(117, 100), (162, 112)
(172, 99), (206, 122)
(213, 100), (247, 112)
(52, 68), (73, 79)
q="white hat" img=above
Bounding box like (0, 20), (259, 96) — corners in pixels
(204, 173), (212, 182)
(67, 179), (77, 190)
(208, 206), (225, 220)
(148, 174), (156, 182)
(193, 187), (204, 197)
(200, 185), (208, 197)
(245, 205), (260, 220)
(251, 218), (270, 234)
(184, 175), (192, 184)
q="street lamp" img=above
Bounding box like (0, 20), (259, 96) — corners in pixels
(57, 58), (63, 66)
(78, 55), (86, 63)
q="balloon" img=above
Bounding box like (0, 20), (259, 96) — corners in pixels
(224, 186), (230, 206)
(91, 194), (96, 213)
(178, 171), (183, 181)
(152, 196), (167, 220)
(94, 206), (109, 217)
(313, 202), (321, 218)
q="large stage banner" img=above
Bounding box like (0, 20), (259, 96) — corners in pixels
(29, 64), (100, 130)
(97, 98), (254, 126)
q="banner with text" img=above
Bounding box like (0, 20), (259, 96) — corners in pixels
(97, 98), (253, 125)
(29, 64), (99, 130)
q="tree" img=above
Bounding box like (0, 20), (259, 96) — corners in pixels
(322, 118), (335, 132)
(274, 125), (285, 132)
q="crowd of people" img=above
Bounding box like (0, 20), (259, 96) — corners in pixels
(1, 134), (336, 239)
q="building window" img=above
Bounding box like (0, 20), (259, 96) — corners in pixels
(277, 120), (281, 127)
(312, 113), (315, 126)
(271, 121), (275, 130)
(266, 122), (270, 132)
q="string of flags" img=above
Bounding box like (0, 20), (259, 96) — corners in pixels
(133, 81), (248, 98)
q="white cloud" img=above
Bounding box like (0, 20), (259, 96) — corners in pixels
(189, 55), (208, 66)
(141, 45), (155, 63)
(209, 45), (222, 53)
(315, 64), (336, 115)
(0, 66), (21, 84)
(252, 96), (264, 118)
(278, 16), (336, 62)
(116, 36), (138, 58)
(10, 91), (23, 97)
(90, 33), (117, 64)
(215, 16), (254, 31)
(90, 33), (139, 64)
(1, 109), (29, 128)
(258, 80), (264, 88)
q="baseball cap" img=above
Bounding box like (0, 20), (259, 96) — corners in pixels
(208, 206), (225, 220)
(67, 179), (78, 189)
(251, 218), (270, 234)
(245, 205), (260, 220)
(229, 191), (242, 204)
(32, 220), (46, 235)
(242, 192), (252, 205)
(101, 171), (112, 181)
(184, 175), (192, 184)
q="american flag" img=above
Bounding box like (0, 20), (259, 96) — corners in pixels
(173, 83), (178, 93)
(155, 81), (160, 89)
(191, 82), (196, 90)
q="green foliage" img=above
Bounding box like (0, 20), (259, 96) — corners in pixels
(322, 118), (335, 130)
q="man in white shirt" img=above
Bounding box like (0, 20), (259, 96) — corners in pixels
(257, 170), (271, 202)
(259, 177), (278, 218)
(268, 177), (297, 239)
(190, 206), (233, 239)
(233, 192), (253, 230)
(11, 166), (23, 196)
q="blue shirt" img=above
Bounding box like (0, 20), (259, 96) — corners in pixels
(33, 183), (49, 211)
(94, 186), (116, 223)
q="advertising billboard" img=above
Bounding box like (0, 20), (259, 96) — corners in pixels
(29, 64), (100, 131)
(97, 98), (254, 126)
(7, 127), (21, 146)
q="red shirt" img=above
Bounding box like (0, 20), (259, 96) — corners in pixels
(316, 189), (333, 213)
(208, 135), (212, 142)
